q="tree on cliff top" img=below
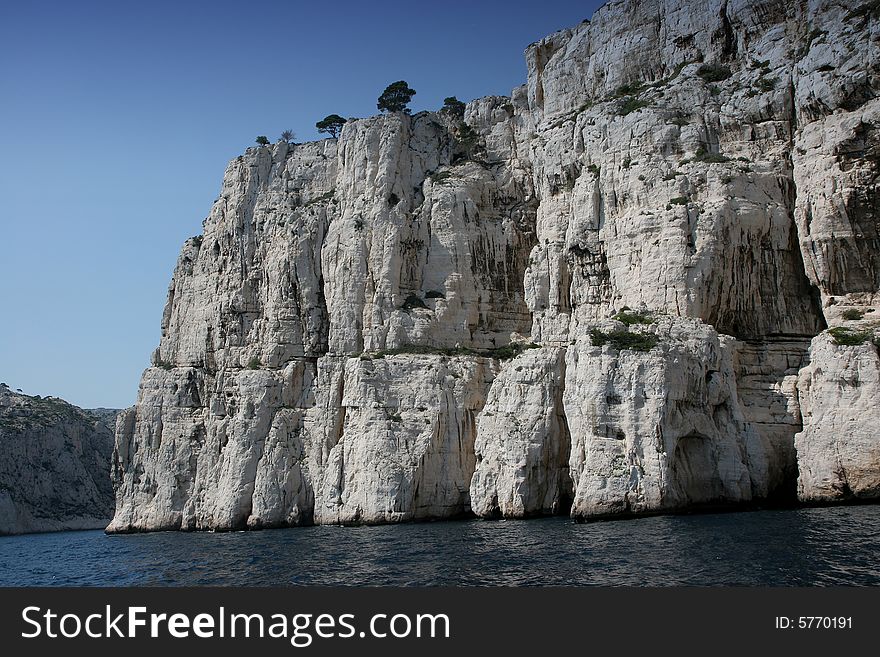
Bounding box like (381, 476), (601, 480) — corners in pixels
(316, 114), (347, 138)
(440, 96), (466, 119)
(377, 81), (416, 114)
(255, 135), (270, 146)
(280, 129), (295, 143)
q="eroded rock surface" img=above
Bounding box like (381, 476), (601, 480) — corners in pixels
(563, 317), (767, 519)
(110, 0), (880, 532)
(795, 331), (880, 502)
(0, 386), (116, 534)
(470, 347), (570, 518)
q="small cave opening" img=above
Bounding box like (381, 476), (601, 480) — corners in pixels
(667, 433), (726, 506)
(764, 448), (801, 507)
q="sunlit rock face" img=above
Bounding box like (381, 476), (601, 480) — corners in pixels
(109, 0), (880, 532)
(795, 332), (880, 503)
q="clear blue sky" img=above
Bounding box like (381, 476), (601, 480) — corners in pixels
(0, 0), (602, 409)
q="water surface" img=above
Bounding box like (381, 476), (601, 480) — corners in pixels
(1, 506), (878, 586)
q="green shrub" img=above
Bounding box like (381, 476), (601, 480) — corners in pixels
(156, 360), (173, 371)
(613, 81), (645, 97)
(255, 135), (270, 146)
(430, 170), (453, 184)
(590, 328), (659, 352)
(390, 413), (402, 423)
(246, 356), (261, 370)
(695, 147), (731, 163)
(828, 327), (871, 346)
(613, 310), (654, 325)
(354, 217), (365, 231)
(669, 196), (689, 205)
(376, 345), (450, 357)
(373, 342), (539, 361)
(485, 342), (540, 360)
(455, 122), (482, 153)
(841, 309), (865, 321)
(618, 97), (650, 116)
(697, 64), (732, 82)
(440, 96), (466, 119)
(587, 163), (601, 176)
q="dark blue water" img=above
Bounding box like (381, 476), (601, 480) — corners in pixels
(1, 506), (878, 586)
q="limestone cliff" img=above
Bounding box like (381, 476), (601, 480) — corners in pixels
(795, 329), (880, 502)
(109, 0), (880, 532)
(0, 386), (116, 534)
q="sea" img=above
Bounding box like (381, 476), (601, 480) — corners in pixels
(1, 505), (878, 586)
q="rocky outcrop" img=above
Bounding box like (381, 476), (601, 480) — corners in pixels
(733, 340), (809, 501)
(0, 386), (116, 535)
(795, 330), (880, 502)
(110, 0), (880, 532)
(470, 347), (571, 518)
(564, 317), (767, 519)
(315, 354), (496, 525)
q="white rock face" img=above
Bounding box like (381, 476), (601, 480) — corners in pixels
(733, 340), (809, 500)
(0, 386), (116, 535)
(110, 0), (880, 532)
(470, 347), (571, 518)
(108, 354), (496, 532)
(523, 1), (827, 345)
(795, 332), (880, 502)
(315, 354), (496, 524)
(564, 317), (767, 518)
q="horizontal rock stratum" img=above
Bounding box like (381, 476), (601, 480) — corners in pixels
(108, 0), (880, 533)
